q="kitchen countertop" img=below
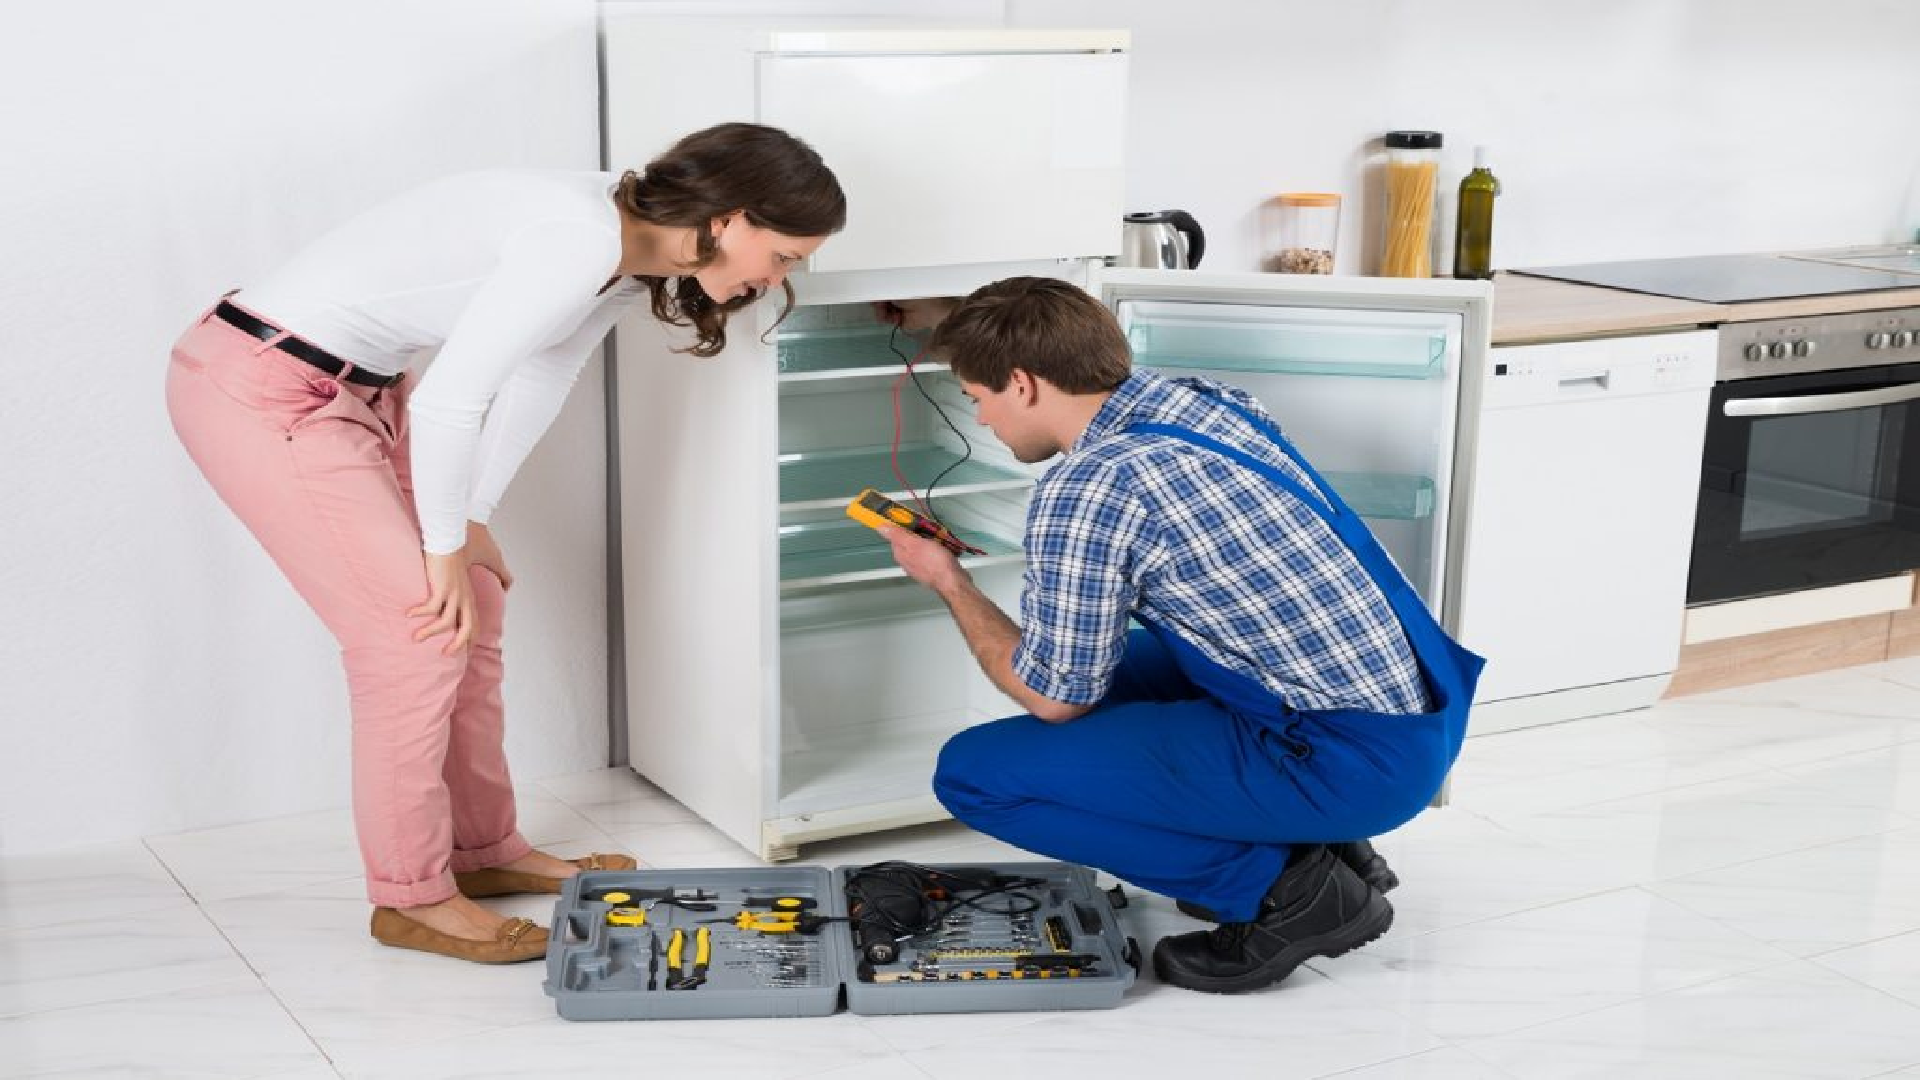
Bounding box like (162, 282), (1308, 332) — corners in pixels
(1490, 271), (1920, 345)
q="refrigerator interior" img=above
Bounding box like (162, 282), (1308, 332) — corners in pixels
(1115, 298), (1465, 605)
(773, 302), (1037, 818)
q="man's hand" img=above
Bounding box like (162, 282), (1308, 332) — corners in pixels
(872, 297), (960, 333)
(879, 522), (967, 596)
(410, 548), (477, 654)
(882, 524), (1091, 723)
(463, 521), (513, 591)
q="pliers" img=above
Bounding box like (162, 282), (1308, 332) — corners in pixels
(665, 926), (710, 990)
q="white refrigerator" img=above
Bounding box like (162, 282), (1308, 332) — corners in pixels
(603, 23), (1490, 860)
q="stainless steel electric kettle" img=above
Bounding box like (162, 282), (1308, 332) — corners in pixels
(1119, 210), (1206, 270)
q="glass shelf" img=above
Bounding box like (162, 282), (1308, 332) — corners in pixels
(1125, 310), (1446, 380)
(777, 325), (939, 379)
(779, 517), (1022, 590)
(1322, 471), (1436, 521)
(779, 444), (1029, 510)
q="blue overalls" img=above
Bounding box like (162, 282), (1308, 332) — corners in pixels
(933, 401), (1486, 922)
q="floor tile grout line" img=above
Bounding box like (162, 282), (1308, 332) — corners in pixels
(1313, 883), (1804, 1045)
(1802, 925), (1920, 965)
(1453, 759), (1803, 818)
(1442, 954), (1818, 1050)
(1802, 937), (1920, 1019)
(1348, 878), (1811, 955)
(1465, 763), (1818, 828)
(1468, 807), (1916, 890)
(787, 1041), (938, 1080)
(1315, 1037), (1526, 1080)
(1631, 880), (1848, 960)
(181, 891), (342, 1073)
(1635, 819), (1920, 893)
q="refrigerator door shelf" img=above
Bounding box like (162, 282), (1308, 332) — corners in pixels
(1122, 302), (1449, 381)
(1320, 471), (1438, 522)
(778, 444), (1029, 510)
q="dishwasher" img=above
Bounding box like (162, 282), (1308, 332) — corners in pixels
(1454, 330), (1717, 733)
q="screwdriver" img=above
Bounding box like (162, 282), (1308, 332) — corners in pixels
(646, 931), (660, 991)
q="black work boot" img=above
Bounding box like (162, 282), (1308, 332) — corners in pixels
(1175, 839), (1397, 921)
(1332, 839), (1400, 893)
(1153, 845), (1393, 994)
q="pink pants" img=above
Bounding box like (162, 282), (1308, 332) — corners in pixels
(166, 304), (533, 907)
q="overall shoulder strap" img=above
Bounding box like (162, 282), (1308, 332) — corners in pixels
(1122, 421), (1346, 526)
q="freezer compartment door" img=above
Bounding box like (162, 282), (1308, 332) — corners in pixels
(1097, 270), (1481, 612)
(758, 48), (1126, 273)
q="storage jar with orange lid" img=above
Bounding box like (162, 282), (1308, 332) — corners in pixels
(1265, 192), (1341, 275)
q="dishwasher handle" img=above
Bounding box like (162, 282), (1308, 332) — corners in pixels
(1724, 381), (1920, 418)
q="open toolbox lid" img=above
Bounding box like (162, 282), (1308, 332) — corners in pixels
(544, 861), (1139, 1021)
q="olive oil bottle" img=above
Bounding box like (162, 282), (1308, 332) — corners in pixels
(1452, 146), (1501, 280)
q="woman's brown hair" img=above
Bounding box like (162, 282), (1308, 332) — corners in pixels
(613, 123), (846, 357)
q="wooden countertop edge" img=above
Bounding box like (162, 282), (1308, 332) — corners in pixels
(1489, 271), (1920, 345)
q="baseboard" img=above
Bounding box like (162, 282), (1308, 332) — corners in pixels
(1667, 612), (1893, 696)
(1468, 674), (1672, 736)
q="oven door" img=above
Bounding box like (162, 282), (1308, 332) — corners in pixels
(1690, 361), (1920, 603)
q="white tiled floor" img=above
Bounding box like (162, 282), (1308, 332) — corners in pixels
(10, 659), (1920, 1078)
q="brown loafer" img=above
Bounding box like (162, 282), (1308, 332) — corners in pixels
(369, 907), (549, 964)
(454, 853), (640, 898)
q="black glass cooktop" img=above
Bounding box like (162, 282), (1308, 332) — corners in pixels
(1513, 254), (1920, 304)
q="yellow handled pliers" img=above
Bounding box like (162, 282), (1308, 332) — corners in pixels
(665, 926), (709, 990)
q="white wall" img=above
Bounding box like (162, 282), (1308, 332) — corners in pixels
(6, 0), (1919, 858)
(0, 1), (610, 856)
(1013, 0), (1920, 275)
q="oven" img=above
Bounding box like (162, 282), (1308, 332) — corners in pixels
(1690, 306), (1920, 604)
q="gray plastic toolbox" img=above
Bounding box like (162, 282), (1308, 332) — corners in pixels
(543, 861), (1138, 1021)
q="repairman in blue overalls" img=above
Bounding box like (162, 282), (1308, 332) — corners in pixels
(875, 277), (1484, 994)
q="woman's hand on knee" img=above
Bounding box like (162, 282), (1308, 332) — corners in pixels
(411, 549), (477, 654)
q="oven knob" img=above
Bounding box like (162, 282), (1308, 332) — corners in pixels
(1897, 330), (1916, 349)
(1792, 339), (1817, 358)
(1867, 332), (1891, 349)
(1744, 343), (1766, 362)
(1767, 341), (1791, 360)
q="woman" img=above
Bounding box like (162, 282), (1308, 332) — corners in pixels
(167, 123), (845, 963)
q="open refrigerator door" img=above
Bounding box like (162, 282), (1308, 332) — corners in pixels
(1092, 268), (1493, 625)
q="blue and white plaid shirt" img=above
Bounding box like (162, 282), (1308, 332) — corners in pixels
(1010, 371), (1431, 715)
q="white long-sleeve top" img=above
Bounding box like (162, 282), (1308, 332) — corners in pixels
(236, 169), (644, 554)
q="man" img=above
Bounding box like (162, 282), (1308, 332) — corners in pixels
(877, 277), (1483, 994)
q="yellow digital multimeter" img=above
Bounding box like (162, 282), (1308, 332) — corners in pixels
(846, 488), (986, 556)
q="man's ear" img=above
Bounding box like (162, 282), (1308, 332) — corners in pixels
(1009, 368), (1039, 403)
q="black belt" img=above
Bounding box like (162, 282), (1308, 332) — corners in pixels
(214, 301), (403, 389)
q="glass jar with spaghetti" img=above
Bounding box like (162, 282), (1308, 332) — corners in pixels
(1379, 130), (1442, 278)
